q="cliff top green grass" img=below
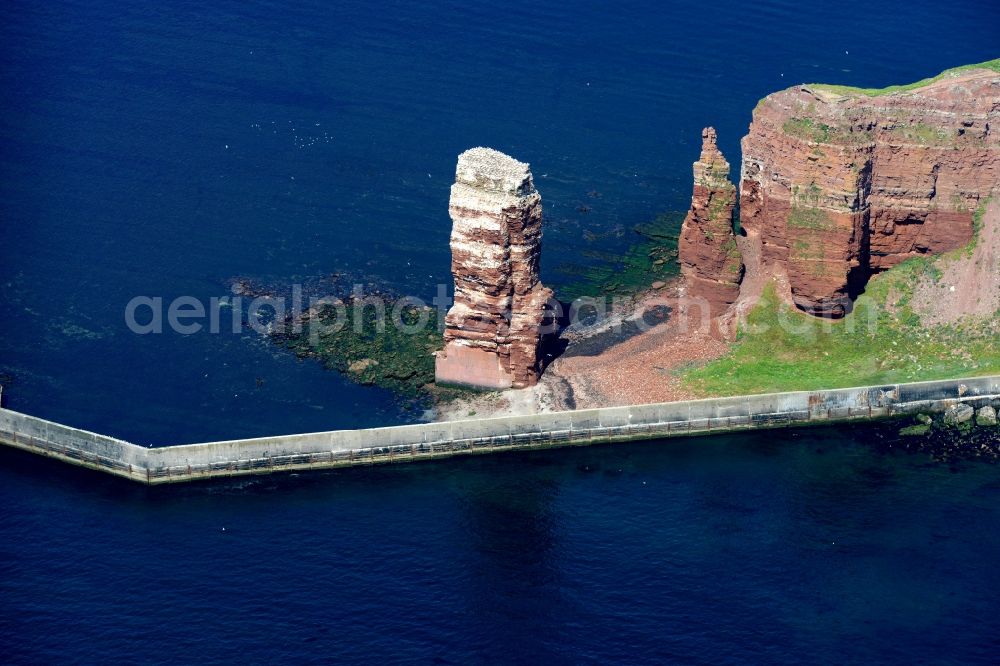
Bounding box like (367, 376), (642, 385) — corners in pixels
(754, 59), (1000, 112)
(808, 58), (1000, 97)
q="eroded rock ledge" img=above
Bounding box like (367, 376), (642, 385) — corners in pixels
(435, 147), (553, 390)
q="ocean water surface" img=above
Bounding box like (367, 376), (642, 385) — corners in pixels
(1, 0), (999, 662)
(2, 426), (1000, 663)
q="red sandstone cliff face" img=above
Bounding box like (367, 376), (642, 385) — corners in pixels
(435, 148), (553, 390)
(678, 128), (744, 317)
(740, 66), (1000, 316)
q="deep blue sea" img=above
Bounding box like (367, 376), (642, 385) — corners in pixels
(1, 0), (998, 662)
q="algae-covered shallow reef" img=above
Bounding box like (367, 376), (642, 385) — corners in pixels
(554, 211), (682, 302)
(273, 296), (444, 400)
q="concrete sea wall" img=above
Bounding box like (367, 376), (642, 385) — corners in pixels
(0, 408), (150, 483)
(2, 376), (998, 484)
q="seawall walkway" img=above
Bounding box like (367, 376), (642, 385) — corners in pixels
(1, 376), (997, 485)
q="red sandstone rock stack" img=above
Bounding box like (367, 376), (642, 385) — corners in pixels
(435, 148), (553, 390)
(678, 128), (744, 317)
(740, 65), (1000, 316)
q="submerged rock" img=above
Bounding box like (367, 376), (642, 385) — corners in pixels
(348, 358), (378, 374)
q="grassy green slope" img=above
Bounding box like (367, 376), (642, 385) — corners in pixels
(681, 204), (1000, 396)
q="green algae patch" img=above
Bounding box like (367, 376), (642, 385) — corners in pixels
(556, 212), (683, 302)
(275, 297), (443, 398)
(899, 424), (931, 437)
